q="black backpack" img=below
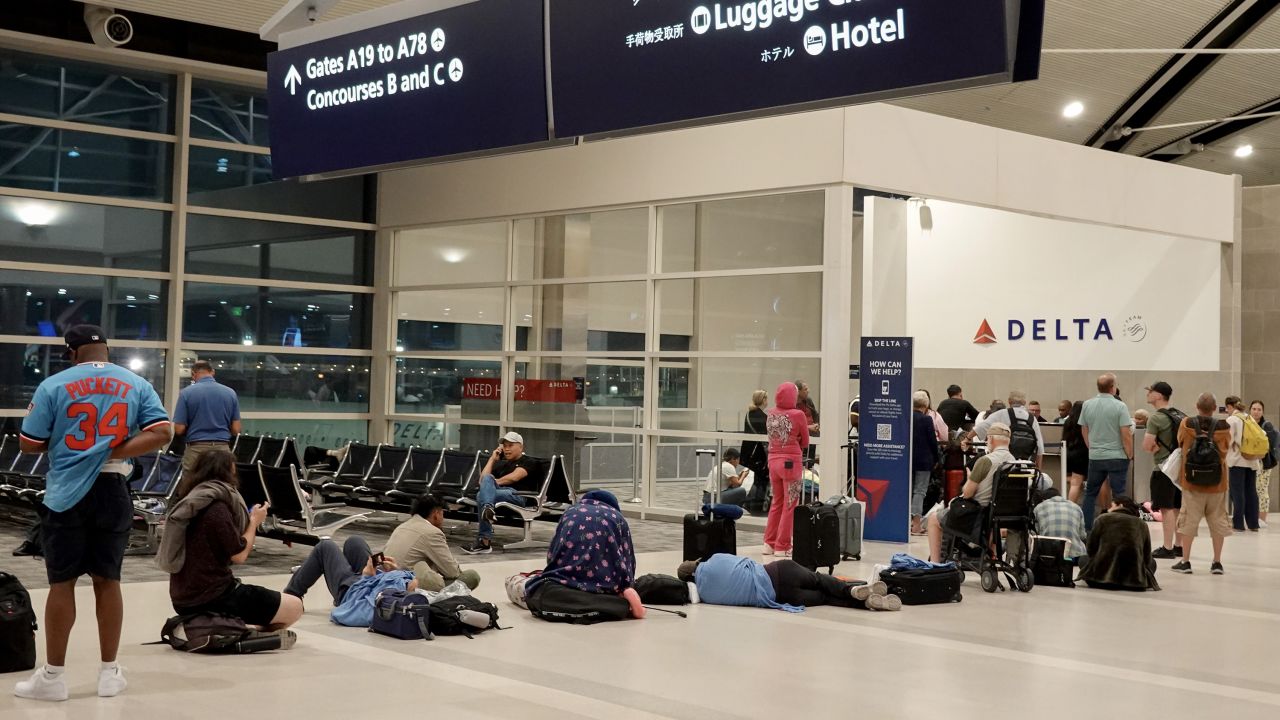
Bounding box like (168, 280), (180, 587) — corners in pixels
(1155, 408), (1188, 454)
(157, 613), (286, 654)
(1185, 416), (1223, 487)
(1262, 420), (1280, 471)
(633, 574), (690, 605)
(427, 596), (502, 638)
(1006, 409), (1039, 460)
(0, 572), (36, 673)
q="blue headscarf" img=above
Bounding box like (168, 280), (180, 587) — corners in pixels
(526, 493), (636, 596)
(694, 555), (804, 613)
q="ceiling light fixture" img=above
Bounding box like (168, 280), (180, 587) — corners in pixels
(14, 201), (58, 228)
(1062, 101), (1084, 119)
(1234, 144), (1255, 158)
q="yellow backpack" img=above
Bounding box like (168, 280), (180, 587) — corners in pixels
(1236, 412), (1270, 461)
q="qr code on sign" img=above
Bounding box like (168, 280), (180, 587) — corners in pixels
(876, 424), (892, 441)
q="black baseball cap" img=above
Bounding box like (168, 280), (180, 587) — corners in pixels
(64, 324), (107, 354)
(1145, 381), (1172, 400)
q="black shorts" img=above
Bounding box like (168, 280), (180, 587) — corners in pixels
(176, 580), (282, 628)
(1067, 453), (1089, 478)
(1150, 469), (1183, 511)
(42, 473), (132, 585)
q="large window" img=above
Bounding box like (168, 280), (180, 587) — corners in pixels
(185, 214), (371, 285)
(0, 269), (166, 341)
(0, 344), (166, 408)
(184, 351), (370, 414)
(0, 122), (172, 200)
(182, 282), (368, 348)
(0, 197), (170, 271)
(0, 50), (174, 134)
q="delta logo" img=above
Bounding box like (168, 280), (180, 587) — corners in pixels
(972, 317), (1144, 345)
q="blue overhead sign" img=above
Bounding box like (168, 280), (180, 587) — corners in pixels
(549, 0), (1043, 138)
(266, 0), (549, 178)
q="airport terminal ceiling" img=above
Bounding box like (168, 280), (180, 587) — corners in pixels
(96, 0), (1280, 186)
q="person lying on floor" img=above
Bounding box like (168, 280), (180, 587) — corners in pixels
(284, 495), (479, 605)
(524, 490), (645, 622)
(159, 447), (303, 635)
(1078, 496), (1161, 592)
(677, 555), (902, 613)
(283, 540), (418, 627)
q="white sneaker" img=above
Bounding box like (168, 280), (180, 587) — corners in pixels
(98, 665), (128, 698)
(762, 545), (775, 556)
(15, 667), (68, 702)
(1260, 520), (1269, 529)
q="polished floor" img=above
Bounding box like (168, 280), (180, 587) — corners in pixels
(2, 522), (1278, 719)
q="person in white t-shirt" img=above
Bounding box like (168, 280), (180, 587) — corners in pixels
(704, 447), (749, 507)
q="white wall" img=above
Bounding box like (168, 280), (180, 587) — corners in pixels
(902, 199), (1222, 372)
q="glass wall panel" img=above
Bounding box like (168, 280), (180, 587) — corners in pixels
(393, 221), (508, 286)
(658, 357), (821, 433)
(513, 208), (648, 280)
(0, 269), (165, 341)
(0, 123), (172, 200)
(182, 282), (368, 348)
(394, 357), (501, 415)
(514, 281), (646, 352)
(182, 351), (369, 413)
(185, 214), (371, 285)
(0, 51), (174, 133)
(0, 196), (168, 271)
(396, 288), (504, 352)
(657, 273), (822, 353)
(660, 191), (824, 272)
(0, 343), (165, 409)
(190, 81), (269, 146)
(513, 357), (643, 428)
(239, 418), (367, 448)
(187, 147), (368, 222)
(654, 434), (742, 513)
(391, 419), (446, 449)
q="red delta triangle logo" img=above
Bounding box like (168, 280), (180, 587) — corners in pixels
(856, 479), (891, 519)
(973, 319), (997, 345)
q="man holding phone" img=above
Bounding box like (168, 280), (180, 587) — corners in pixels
(462, 432), (540, 554)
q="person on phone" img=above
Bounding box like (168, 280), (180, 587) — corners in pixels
(16, 325), (172, 702)
(703, 447), (749, 507)
(161, 447), (302, 636)
(462, 431), (541, 554)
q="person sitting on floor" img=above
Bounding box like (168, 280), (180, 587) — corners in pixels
(159, 447), (303, 638)
(1032, 486), (1087, 562)
(463, 432), (542, 555)
(677, 555), (902, 612)
(1078, 496), (1161, 592)
(384, 494), (481, 591)
(524, 490), (644, 622)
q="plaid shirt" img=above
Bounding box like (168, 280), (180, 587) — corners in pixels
(1035, 497), (1087, 557)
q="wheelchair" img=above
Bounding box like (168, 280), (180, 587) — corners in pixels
(941, 461), (1038, 593)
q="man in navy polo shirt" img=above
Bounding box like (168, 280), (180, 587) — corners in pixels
(173, 360), (242, 474)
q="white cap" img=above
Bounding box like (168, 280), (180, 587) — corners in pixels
(500, 431), (524, 445)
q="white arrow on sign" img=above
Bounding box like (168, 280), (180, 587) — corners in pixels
(284, 65), (302, 95)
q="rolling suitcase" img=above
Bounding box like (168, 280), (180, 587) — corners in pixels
(879, 566), (964, 605)
(683, 447), (737, 561)
(825, 495), (864, 561)
(793, 474), (841, 573)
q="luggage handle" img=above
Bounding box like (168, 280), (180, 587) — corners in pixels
(695, 442), (724, 515)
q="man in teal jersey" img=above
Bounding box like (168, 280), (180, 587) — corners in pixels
(14, 326), (171, 703)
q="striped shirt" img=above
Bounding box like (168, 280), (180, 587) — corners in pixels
(1035, 496), (1087, 558)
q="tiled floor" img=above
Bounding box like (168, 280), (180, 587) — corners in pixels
(2, 520), (1278, 719)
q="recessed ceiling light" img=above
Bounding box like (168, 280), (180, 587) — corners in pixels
(1062, 101), (1084, 119)
(1234, 144), (1254, 158)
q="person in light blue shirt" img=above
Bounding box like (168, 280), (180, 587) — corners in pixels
(1079, 373), (1134, 530)
(173, 360), (241, 474)
(16, 325), (170, 703)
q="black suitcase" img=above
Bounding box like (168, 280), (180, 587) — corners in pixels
(683, 447), (737, 561)
(879, 566), (964, 605)
(792, 502), (842, 574)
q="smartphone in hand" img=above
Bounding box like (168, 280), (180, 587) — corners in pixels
(370, 552), (385, 570)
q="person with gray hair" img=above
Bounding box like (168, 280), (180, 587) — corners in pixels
(970, 390), (1044, 466)
(929, 422), (1017, 562)
(1079, 372), (1134, 531)
(912, 393), (940, 534)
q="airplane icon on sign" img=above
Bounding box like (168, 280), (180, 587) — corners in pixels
(284, 65), (302, 95)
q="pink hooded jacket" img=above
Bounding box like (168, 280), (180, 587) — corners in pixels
(766, 382), (810, 458)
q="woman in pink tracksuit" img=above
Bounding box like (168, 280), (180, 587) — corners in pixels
(764, 381), (810, 556)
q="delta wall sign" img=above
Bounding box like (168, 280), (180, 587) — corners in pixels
(972, 316), (1149, 345)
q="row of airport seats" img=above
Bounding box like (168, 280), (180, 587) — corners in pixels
(300, 443), (577, 550)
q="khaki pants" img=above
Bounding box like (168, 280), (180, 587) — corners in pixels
(1177, 490), (1232, 539)
(182, 442), (230, 475)
(412, 561), (481, 592)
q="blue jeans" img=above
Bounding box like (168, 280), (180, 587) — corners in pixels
(1229, 466), (1260, 531)
(283, 536), (371, 603)
(1083, 458), (1130, 530)
(911, 470), (932, 518)
(476, 474), (523, 540)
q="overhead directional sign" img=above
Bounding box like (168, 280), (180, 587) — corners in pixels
(549, 0), (1044, 138)
(266, 0), (549, 178)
